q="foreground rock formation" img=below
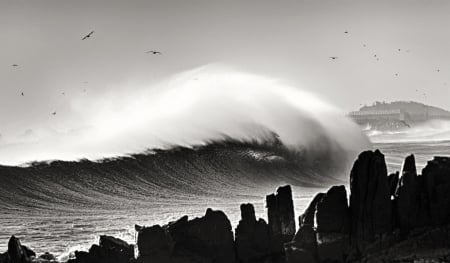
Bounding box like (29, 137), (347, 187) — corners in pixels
(1, 150), (450, 262)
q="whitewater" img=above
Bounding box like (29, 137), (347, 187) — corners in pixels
(1, 66), (449, 260)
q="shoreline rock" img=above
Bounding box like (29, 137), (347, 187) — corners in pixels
(1, 150), (450, 263)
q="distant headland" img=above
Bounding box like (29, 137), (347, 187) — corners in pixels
(348, 101), (450, 131)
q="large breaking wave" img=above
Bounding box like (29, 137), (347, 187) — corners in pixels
(0, 65), (368, 165)
(0, 65), (370, 257)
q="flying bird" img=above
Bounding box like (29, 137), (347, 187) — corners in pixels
(52, 111), (56, 116)
(11, 64), (18, 67)
(21, 92), (24, 96)
(344, 31), (348, 34)
(329, 56), (338, 60)
(82, 31), (94, 40)
(146, 50), (162, 55)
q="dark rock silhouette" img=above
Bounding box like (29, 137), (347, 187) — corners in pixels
(285, 225), (317, 263)
(266, 185), (296, 256)
(395, 154), (422, 234)
(165, 208), (236, 263)
(7, 236), (33, 263)
(235, 203), (271, 262)
(67, 235), (134, 263)
(39, 252), (56, 261)
(422, 156), (450, 226)
(136, 225), (173, 263)
(315, 185), (350, 262)
(349, 150), (392, 253)
(3, 150), (450, 263)
(298, 193), (324, 228)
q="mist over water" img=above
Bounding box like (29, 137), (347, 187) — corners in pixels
(367, 120), (450, 143)
(0, 65), (369, 165)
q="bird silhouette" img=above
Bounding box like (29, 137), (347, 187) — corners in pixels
(21, 92), (24, 96)
(52, 111), (56, 115)
(82, 31), (94, 40)
(329, 56), (338, 60)
(146, 50), (162, 55)
(398, 49), (401, 51)
(437, 69), (440, 72)
(344, 31), (348, 34)
(11, 64), (18, 67)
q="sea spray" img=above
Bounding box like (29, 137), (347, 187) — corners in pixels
(0, 65), (368, 165)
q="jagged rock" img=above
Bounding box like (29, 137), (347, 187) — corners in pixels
(292, 225), (317, 258)
(298, 193), (325, 228)
(235, 203), (271, 263)
(136, 225), (174, 263)
(315, 185), (350, 262)
(167, 208), (236, 263)
(285, 226), (318, 263)
(38, 252), (56, 261)
(68, 236), (133, 263)
(7, 235), (32, 263)
(422, 156), (450, 226)
(266, 185), (296, 255)
(315, 185), (349, 234)
(395, 154), (422, 234)
(349, 150), (392, 253)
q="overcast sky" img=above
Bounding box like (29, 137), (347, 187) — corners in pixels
(0, 0), (449, 164)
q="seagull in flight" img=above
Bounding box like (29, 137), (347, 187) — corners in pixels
(146, 50), (162, 55)
(82, 31), (94, 40)
(329, 56), (338, 60)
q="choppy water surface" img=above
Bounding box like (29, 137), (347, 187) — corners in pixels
(1, 139), (449, 260)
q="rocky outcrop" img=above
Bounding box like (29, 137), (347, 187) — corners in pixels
(67, 235), (134, 263)
(285, 225), (317, 263)
(165, 208), (236, 263)
(422, 156), (450, 226)
(1, 236), (35, 263)
(136, 225), (173, 263)
(266, 185), (296, 256)
(395, 154), (422, 234)
(235, 203), (271, 263)
(298, 193), (324, 228)
(315, 185), (350, 263)
(3, 150), (450, 263)
(38, 252), (56, 261)
(349, 150), (392, 253)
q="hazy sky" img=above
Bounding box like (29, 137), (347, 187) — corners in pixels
(0, 0), (449, 164)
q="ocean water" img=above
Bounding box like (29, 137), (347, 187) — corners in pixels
(0, 139), (449, 261)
